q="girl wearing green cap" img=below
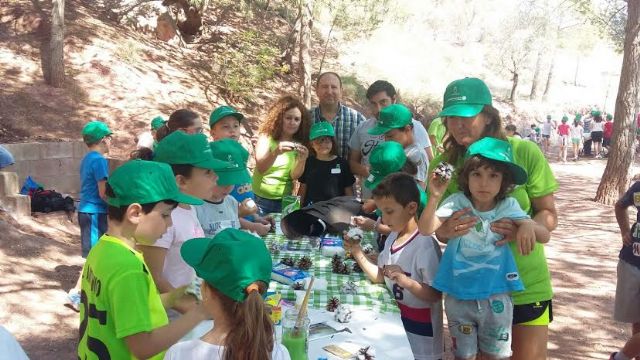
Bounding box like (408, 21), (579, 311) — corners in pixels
(253, 95), (311, 214)
(557, 116), (570, 163)
(422, 78), (558, 360)
(570, 117), (584, 161)
(298, 121), (355, 207)
(164, 229), (290, 359)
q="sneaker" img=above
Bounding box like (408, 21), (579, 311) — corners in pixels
(65, 289), (81, 312)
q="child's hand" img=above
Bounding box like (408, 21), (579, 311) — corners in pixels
(384, 265), (411, 288)
(342, 230), (362, 253)
(492, 218), (517, 246)
(253, 222), (272, 236)
(515, 222), (536, 255)
(352, 216), (375, 231)
(428, 172), (450, 199)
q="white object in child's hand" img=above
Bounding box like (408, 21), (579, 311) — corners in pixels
(346, 227), (364, 242)
(185, 277), (203, 302)
(335, 304), (353, 323)
(294, 289), (313, 309)
(433, 161), (454, 181)
(244, 198), (257, 211)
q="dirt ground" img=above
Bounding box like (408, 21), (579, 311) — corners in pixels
(0, 155), (634, 359)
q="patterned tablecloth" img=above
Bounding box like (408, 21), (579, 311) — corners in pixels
(264, 218), (399, 314)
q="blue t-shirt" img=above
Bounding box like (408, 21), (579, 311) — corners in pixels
(618, 181), (640, 269)
(230, 182), (255, 220)
(78, 151), (109, 214)
(433, 193), (527, 300)
(0, 145), (15, 169)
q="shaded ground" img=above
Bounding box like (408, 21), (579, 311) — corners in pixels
(0, 154), (634, 359)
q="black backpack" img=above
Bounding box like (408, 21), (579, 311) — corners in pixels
(31, 189), (75, 213)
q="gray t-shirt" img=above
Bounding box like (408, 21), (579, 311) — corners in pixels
(195, 196), (240, 238)
(405, 144), (428, 184)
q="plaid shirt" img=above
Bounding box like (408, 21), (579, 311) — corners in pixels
(311, 103), (366, 159)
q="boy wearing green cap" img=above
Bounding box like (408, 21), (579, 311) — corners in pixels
(78, 160), (209, 360)
(570, 115), (584, 161)
(137, 131), (230, 318)
(209, 105), (244, 142)
(136, 116), (166, 150)
(421, 137), (550, 360)
(67, 120), (113, 310)
(298, 121), (355, 207)
(540, 115), (555, 155)
(164, 228), (290, 359)
(368, 104), (429, 189)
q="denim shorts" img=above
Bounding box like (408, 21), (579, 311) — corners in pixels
(254, 195), (282, 215)
(445, 293), (513, 358)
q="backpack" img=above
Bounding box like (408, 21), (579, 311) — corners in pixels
(31, 189), (75, 213)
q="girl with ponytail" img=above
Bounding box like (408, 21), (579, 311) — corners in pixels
(164, 228), (291, 360)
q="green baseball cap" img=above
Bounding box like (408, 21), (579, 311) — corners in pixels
(465, 137), (528, 185)
(181, 228), (272, 302)
(607, 113), (613, 120)
(82, 121), (112, 143)
(150, 116), (166, 131)
(593, 110), (602, 117)
(368, 104), (413, 135)
(438, 77), (492, 118)
(364, 141), (407, 189)
(154, 131), (230, 171)
(561, 115), (568, 122)
(209, 106), (244, 127)
(575, 113), (582, 121)
(310, 121), (335, 140)
(107, 160), (203, 206)
(209, 139), (251, 186)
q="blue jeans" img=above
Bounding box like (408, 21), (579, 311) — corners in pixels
(78, 212), (107, 258)
(254, 195), (282, 215)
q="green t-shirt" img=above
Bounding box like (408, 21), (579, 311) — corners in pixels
(428, 137), (558, 305)
(78, 235), (169, 360)
(252, 137), (298, 200)
(428, 117), (447, 157)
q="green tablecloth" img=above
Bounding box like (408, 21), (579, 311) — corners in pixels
(264, 220), (399, 314)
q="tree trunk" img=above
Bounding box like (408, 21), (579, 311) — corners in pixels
(530, 50), (542, 100)
(281, 12), (301, 73)
(298, 0), (313, 108)
(574, 56), (580, 86)
(318, 14), (337, 76)
(595, 1), (640, 205)
(543, 56), (555, 98)
(48, 0), (65, 87)
(510, 68), (519, 102)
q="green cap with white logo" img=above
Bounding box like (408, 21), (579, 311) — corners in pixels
(310, 121), (335, 140)
(438, 77), (492, 118)
(465, 137), (528, 185)
(209, 139), (251, 186)
(364, 141), (407, 189)
(368, 104), (413, 135)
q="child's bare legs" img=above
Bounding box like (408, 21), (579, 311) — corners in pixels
(572, 142), (580, 160)
(511, 325), (548, 360)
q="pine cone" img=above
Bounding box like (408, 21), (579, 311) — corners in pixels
(358, 346), (375, 360)
(352, 262), (363, 273)
(331, 254), (342, 267)
(281, 256), (295, 267)
(326, 296), (340, 312)
(296, 256), (313, 270)
(361, 243), (374, 255)
(336, 262), (351, 275)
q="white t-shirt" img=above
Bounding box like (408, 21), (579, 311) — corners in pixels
(195, 196), (240, 238)
(404, 144), (428, 184)
(377, 229), (444, 360)
(591, 121), (604, 132)
(541, 121), (553, 136)
(136, 131), (155, 149)
(164, 339), (291, 360)
(152, 205), (205, 288)
(570, 124), (583, 138)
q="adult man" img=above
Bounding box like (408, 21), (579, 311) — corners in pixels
(348, 80), (433, 198)
(311, 72), (366, 160)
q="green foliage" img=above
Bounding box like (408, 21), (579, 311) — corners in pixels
(570, 0), (626, 52)
(216, 30), (286, 101)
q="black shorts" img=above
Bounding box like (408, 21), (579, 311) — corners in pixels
(512, 300), (553, 325)
(591, 131), (603, 143)
(542, 134), (550, 139)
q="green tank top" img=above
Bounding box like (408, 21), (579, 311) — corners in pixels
(252, 137), (297, 200)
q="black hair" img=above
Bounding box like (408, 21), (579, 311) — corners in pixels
(105, 183), (178, 221)
(155, 109), (199, 141)
(458, 156), (515, 202)
(401, 158), (418, 176)
(594, 115), (603, 123)
(316, 72), (342, 87)
(366, 80), (396, 100)
(372, 173), (420, 207)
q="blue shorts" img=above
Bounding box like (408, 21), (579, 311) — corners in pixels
(445, 293), (513, 359)
(78, 212), (107, 258)
(254, 195), (282, 215)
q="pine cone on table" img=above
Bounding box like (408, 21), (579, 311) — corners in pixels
(281, 256), (295, 267)
(352, 262), (363, 273)
(296, 256), (313, 270)
(326, 296), (340, 312)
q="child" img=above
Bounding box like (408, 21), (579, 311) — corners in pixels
(299, 121), (355, 207)
(368, 104), (428, 188)
(613, 181), (640, 360)
(591, 111), (605, 158)
(610, 333), (640, 360)
(78, 160), (209, 359)
(209, 106), (273, 234)
(570, 115), (584, 161)
(541, 115), (554, 155)
(66, 120), (112, 310)
(137, 116), (166, 149)
(420, 137), (550, 360)
(557, 115), (570, 162)
(344, 173), (443, 360)
(196, 139), (270, 236)
(137, 131), (229, 318)
(164, 228), (290, 359)
(604, 113), (614, 148)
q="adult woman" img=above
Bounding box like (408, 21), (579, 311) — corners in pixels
(418, 77), (558, 360)
(252, 95), (311, 214)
